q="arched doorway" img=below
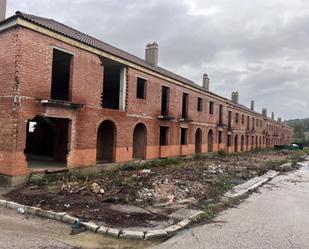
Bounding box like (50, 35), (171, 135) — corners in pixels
(97, 120), (116, 163)
(133, 123), (147, 160)
(195, 128), (202, 153)
(241, 135), (245, 151)
(234, 135), (238, 152)
(208, 129), (214, 152)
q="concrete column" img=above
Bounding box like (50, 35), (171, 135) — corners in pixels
(0, 0), (6, 21)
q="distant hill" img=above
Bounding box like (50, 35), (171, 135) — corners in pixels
(285, 118), (309, 132)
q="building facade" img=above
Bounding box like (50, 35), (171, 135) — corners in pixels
(0, 12), (293, 184)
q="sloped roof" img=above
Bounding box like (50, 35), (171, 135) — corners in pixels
(13, 11), (200, 88)
(0, 11), (288, 123)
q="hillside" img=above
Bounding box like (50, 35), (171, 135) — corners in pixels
(285, 118), (309, 132)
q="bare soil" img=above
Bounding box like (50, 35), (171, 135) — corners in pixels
(5, 150), (297, 228)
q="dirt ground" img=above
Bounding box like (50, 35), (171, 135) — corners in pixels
(5, 149), (299, 228)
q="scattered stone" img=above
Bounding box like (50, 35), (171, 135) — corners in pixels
(90, 182), (101, 194)
(140, 169), (151, 174)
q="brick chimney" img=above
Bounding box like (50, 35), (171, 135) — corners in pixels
(145, 42), (159, 67)
(250, 100), (254, 111)
(262, 108), (267, 117)
(202, 73), (209, 90)
(0, 0), (6, 21)
(231, 92), (239, 104)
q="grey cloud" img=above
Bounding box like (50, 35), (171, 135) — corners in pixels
(6, 0), (309, 119)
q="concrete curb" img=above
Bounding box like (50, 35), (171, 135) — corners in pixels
(0, 170), (282, 240)
(223, 170), (280, 198)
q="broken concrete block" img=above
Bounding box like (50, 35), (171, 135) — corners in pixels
(144, 229), (168, 240)
(0, 199), (7, 208)
(54, 212), (67, 221)
(81, 222), (99, 232)
(177, 219), (191, 228)
(120, 230), (145, 240)
(106, 228), (120, 238)
(62, 214), (78, 224)
(97, 226), (108, 234)
(164, 224), (183, 234)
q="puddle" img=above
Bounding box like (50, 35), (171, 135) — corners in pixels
(60, 231), (159, 249)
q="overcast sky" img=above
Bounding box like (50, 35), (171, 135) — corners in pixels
(6, 0), (309, 120)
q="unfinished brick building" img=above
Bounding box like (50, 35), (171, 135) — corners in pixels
(0, 11), (293, 185)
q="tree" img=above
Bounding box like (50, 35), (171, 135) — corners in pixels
(293, 123), (305, 143)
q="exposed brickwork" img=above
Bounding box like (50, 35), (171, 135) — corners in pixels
(0, 19), (293, 179)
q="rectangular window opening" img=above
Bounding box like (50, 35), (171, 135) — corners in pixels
(209, 101), (214, 114)
(227, 135), (232, 147)
(218, 131), (223, 144)
(136, 77), (146, 99)
(101, 58), (124, 109)
(182, 93), (189, 119)
(197, 97), (203, 112)
(161, 86), (170, 116)
(51, 49), (73, 101)
(235, 113), (239, 123)
(160, 127), (169, 146)
(181, 128), (188, 145)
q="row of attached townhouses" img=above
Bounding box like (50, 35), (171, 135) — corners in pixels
(0, 11), (293, 185)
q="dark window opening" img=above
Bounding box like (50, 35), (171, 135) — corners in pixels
(242, 114), (245, 124)
(227, 135), (232, 147)
(197, 97), (203, 112)
(51, 49), (73, 101)
(182, 93), (189, 119)
(161, 86), (170, 116)
(219, 105), (223, 124)
(247, 116), (250, 130)
(181, 128), (188, 145)
(252, 117), (255, 131)
(136, 77), (146, 99)
(209, 101), (214, 114)
(218, 131), (223, 144)
(101, 58), (123, 109)
(160, 127), (169, 146)
(228, 111), (232, 129)
(235, 113), (239, 123)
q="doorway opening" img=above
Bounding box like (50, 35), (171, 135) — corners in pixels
(133, 123), (147, 160)
(97, 120), (116, 163)
(24, 116), (70, 169)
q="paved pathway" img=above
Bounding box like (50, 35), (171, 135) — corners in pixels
(154, 158), (309, 249)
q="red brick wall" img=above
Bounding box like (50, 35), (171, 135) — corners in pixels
(0, 26), (294, 177)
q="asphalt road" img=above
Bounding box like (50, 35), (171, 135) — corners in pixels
(154, 158), (309, 249)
